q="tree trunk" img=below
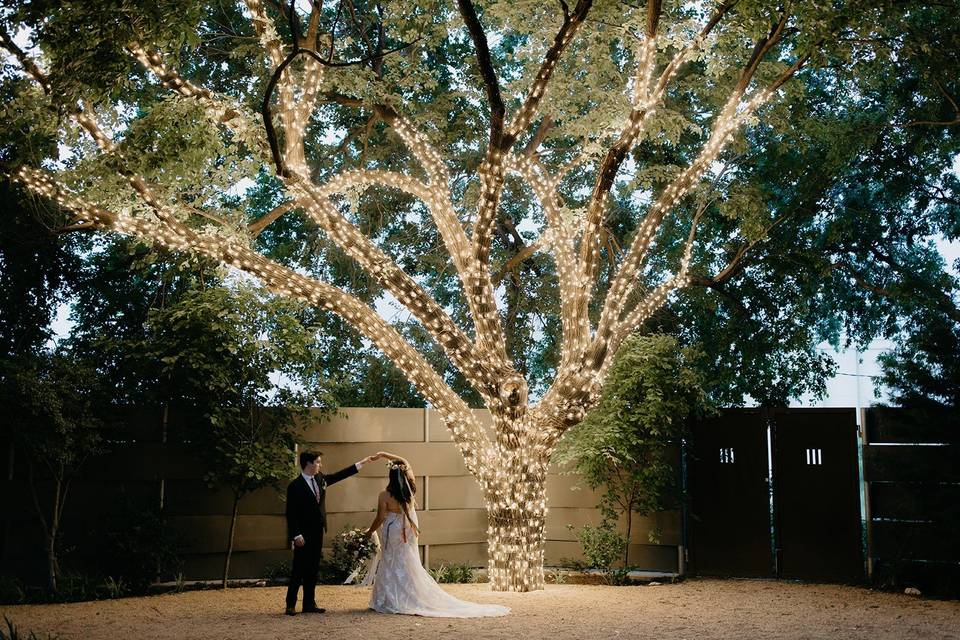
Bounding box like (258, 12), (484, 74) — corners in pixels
(222, 492), (241, 589)
(46, 479), (62, 593)
(624, 507), (633, 568)
(46, 531), (59, 593)
(483, 444), (548, 592)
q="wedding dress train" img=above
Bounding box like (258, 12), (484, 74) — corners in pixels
(360, 508), (509, 617)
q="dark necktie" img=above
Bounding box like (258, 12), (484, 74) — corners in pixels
(311, 477), (320, 503)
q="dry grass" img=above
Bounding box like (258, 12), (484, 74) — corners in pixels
(2, 578), (958, 640)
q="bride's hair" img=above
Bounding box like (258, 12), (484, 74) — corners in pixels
(387, 463), (419, 539)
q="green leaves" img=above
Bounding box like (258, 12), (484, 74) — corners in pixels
(554, 333), (708, 537)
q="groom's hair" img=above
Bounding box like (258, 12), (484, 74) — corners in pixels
(299, 451), (321, 469)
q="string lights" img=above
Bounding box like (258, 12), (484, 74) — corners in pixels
(2, 1), (807, 592)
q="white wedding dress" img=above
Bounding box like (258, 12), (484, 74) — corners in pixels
(360, 507), (509, 617)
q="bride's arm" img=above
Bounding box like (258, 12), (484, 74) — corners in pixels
(364, 492), (389, 537)
(376, 451), (412, 472)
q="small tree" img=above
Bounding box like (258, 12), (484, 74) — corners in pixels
(143, 282), (336, 587)
(554, 333), (707, 567)
(2, 351), (114, 592)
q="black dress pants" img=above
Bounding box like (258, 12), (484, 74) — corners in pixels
(286, 538), (322, 608)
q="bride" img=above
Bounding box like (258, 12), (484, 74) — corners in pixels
(360, 451), (509, 618)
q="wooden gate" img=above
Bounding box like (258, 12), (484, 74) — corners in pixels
(688, 408), (864, 582)
(772, 408), (864, 582)
(687, 410), (773, 577)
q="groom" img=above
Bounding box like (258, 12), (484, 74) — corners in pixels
(285, 450), (379, 615)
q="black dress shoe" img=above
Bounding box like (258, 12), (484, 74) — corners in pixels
(302, 606), (326, 614)
(285, 607), (297, 616)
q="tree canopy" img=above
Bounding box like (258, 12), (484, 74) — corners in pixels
(2, 0), (958, 590)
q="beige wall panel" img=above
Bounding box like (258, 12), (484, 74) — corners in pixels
(323, 511), (378, 543)
(626, 544), (679, 572)
(626, 510), (682, 546)
(545, 540), (586, 565)
(427, 475), (485, 510)
(239, 486), (286, 515)
(427, 543), (488, 568)
(165, 481), (284, 516)
(544, 542), (678, 572)
(169, 515), (287, 554)
(416, 509), (488, 545)
(180, 549), (291, 581)
(545, 474), (604, 508)
(322, 476), (424, 512)
(41, 481), (156, 519)
(546, 508), (681, 545)
(426, 408), (451, 442)
(545, 508), (607, 540)
(316, 442), (468, 477)
(324, 509), (488, 546)
(427, 408), (494, 443)
(301, 408), (425, 442)
(82, 443), (203, 481)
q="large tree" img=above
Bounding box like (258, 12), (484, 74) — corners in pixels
(2, 0), (956, 590)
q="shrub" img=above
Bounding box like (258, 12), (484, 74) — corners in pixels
(98, 499), (182, 593)
(577, 524), (631, 585)
(262, 562), (290, 585)
(429, 563), (475, 583)
(328, 527), (378, 577)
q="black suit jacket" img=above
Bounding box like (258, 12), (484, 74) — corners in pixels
(285, 464), (359, 544)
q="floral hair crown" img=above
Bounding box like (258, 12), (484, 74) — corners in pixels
(388, 461), (407, 471)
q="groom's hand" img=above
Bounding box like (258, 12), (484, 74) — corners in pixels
(293, 535), (305, 548)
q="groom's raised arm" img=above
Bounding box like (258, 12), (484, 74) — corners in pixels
(323, 457), (369, 486)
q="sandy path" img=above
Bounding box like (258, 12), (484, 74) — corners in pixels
(2, 579), (958, 640)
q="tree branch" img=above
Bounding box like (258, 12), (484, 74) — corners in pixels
(9, 163), (496, 474)
(247, 200), (299, 237)
(456, 0), (505, 149)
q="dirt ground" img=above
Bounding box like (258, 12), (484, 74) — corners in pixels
(2, 579), (958, 640)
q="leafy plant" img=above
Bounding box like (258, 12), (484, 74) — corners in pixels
(1, 616), (59, 640)
(96, 576), (127, 600)
(98, 498), (183, 593)
(555, 334), (708, 566)
(1, 351), (115, 592)
(328, 526), (378, 581)
(262, 562), (290, 585)
(576, 524), (629, 585)
(142, 283), (337, 587)
(429, 563), (476, 584)
(545, 569), (567, 585)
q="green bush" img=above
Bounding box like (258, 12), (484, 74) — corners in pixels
(429, 563), (475, 583)
(577, 524), (630, 585)
(95, 576), (128, 600)
(98, 500), (182, 593)
(262, 562), (290, 584)
(51, 572), (98, 603)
